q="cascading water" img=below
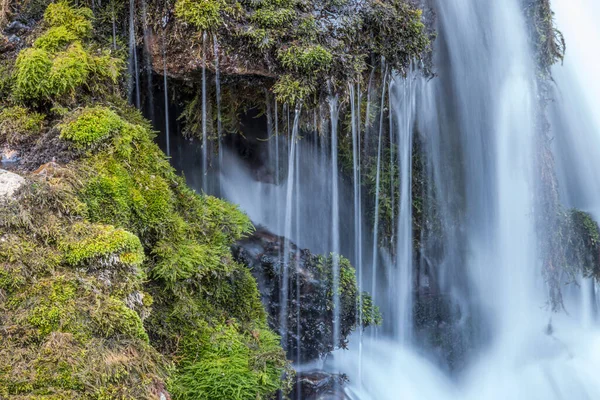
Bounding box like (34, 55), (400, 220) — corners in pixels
(334, 0), (600, 399)
(391, 72), (415, 343)
(201, 31), (208, 194)
(157, 0), (600, 397)
(370, 69), (388, 330)
(140, 0), (154, 124)
(214, 35), (222, 193)
(550, 0), (600, 326)
(128, 0), (140, 108)
(329, 94), (342, 354)
(280, 105), (302, 353)
(161, 27), (170, 157)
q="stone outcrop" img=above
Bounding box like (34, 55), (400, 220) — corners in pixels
(232, 227), (380, 363)
(0, 168), (24, 198)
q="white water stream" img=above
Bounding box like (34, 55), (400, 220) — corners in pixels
(160, 0), (600, 397)
(333, 0), (600, 398)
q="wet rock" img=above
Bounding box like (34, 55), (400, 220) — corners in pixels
(7, 34), (20, 44)
(4, 20), (30, 35)
(1, 147), (20, 164)
(0, 34), (15, 53)
(0, 169), (25, 199)
(292, 371), (349, 400)
(232, 228), (378, 362)
(146, 25), (273, 79)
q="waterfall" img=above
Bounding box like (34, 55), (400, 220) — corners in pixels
(128, 0), (140, 108)
(551, 0), (600, 325)
(329, 95), (341, 351)
(391, 72), (415, 343)
(141, 0), (154, 124)
(161, 27), (170, 157)
(201, 31), (208, 194)
(280, 104), (302, 352)
(214, 35), (222, 193)
(159, 0), (600, 396)
(370, 70), (388, 329)
(332, 0), (600, 398)
(294, 121), (302, 399)
(350, 83), (365, 382)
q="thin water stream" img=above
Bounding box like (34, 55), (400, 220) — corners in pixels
(155, 0), (600, 396)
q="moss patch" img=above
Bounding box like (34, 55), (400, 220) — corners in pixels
(0, 2), (290, 399)
(59, 106), (123, 149)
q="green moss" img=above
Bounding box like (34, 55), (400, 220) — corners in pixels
(272, 74), (314, 105)
(565, 209), (600, 278)
(0, 106), (45, 144)
(34, 26), (79, 52)
(2, 2), (293, 397)
(43, 1), (93, 38)
(170, 324), (287, 400)
(0, 60), (13, 100)
(251, 8), (296, 29)
(48, 42), (91, 99)
(90, 297), (149, 342)
(13, 2), (122, 106)
(320, 254), (382, 330)
(278, 45), (333, 74)
(59, 222), (144, 267)
(23, 276), (84, 339)
(175, 0), (223, 31)
(13, 47), (53, 103)
(59, 106), (123, 149)
(151, 239), (225, 285)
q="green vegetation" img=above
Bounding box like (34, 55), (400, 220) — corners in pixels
(0, 106), (45, 144)
(175, 0), (223, 31)
(525, 0), (565, 76)
(169, 324), (287, 400)
(43, 1), (93, 37)
(0, 2), (291, 399)
(59, 106), (123, 149)
(172, 0), (430, 105)
(565, 210), (600, 279)
(34, 25), (79, 52)
(321, 254), (382, 329)
(278, 45), (333, 74)
(12, 1), (121, 105)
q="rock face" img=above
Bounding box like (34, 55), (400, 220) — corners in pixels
(0, 169), (24, 198)
(232, 228), (379, 363)
(292, 371), (348, 400)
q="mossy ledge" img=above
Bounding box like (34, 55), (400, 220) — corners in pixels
(0, 2), (302, 398)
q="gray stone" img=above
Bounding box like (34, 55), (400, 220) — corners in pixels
(5, 21), (29, 34)
(0, 169), (25, 199)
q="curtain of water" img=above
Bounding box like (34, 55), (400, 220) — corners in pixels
(214, 35), (222, 194)
(161, 27), (170, 157)
(141, 0), (154, 123)
(335, 0), (600, 398)
(280, 104), (302, 352)
(329, 95), (341, 351)
(551, 0), (600, 325)
(391, 73), (415, 343)
(201, 32), (208, 193)
(128, 0), (140, 108)
(370, 69), (388, 331)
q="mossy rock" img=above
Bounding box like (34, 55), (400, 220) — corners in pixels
(232, 228), (381, 362)
(564, 209), (600, 278)
(59, 106), (124, 149)
(11, 2), (121, 106)
(0, 106), (45, 144)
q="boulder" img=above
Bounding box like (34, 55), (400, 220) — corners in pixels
(232, 228), (379, 363)
(291, 371), (349, 400)
(0, 168), (24, 199)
